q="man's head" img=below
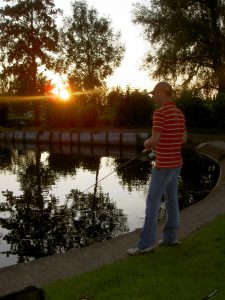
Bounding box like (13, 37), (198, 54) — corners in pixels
(149, 82), (172, 105)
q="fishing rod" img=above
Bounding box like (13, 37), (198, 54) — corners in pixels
(82, 149), (152, 194)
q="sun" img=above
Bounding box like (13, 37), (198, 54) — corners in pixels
(46, 71), (71, 101)
(51, 86), (70, 101)
(59, 89), (70, 100)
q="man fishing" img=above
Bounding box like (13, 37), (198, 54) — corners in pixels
(127, 81), (187, 255)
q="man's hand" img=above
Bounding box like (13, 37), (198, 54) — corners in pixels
(144, 137), (153, 150)
(144, 131), (161, 150)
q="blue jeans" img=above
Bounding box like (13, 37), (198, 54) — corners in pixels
(137, 166), (181, 249)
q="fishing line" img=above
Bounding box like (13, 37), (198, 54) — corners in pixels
(82, 150), (150, 193)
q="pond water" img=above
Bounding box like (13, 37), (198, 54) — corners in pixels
(0, 143), (219, 268)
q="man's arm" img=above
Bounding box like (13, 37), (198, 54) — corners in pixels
(144, 131), (161, 150)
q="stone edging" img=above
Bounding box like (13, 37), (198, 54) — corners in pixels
(0, 130), (149, 147)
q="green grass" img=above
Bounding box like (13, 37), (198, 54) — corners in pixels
(44, 215), (225, 300)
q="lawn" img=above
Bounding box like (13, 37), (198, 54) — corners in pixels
(44, 214), (225, 300)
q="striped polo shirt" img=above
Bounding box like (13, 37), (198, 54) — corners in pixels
(153, 101), (186, 168)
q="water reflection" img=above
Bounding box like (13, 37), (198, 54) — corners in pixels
(115, 157), (151, 192)
(0, 190), (127, 264)
(179, 149), (219, 208)
(0, 144), (219, 267)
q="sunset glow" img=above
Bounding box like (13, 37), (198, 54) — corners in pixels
(59, 89), (70, 100)
(51, 86), (70, 101)
(46, 71), (70, 101)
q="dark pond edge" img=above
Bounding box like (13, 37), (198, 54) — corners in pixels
(177, 140), (225, 236)
(195, 140), (225, 197)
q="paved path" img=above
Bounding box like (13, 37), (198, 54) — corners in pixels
(0, 141), (225, 297)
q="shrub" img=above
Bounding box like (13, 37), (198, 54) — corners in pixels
(175, 90), (214, 131)
(108, 88), (155, 127)
(212, 93), (225, 129)
(0, 103), (9, 126)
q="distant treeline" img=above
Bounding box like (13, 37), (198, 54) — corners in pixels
(1, 87), (225, 132)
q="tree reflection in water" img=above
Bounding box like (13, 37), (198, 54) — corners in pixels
(67, 190), (128, 247)
(0, 149), (128, 264)
(0, 190), (127, 264)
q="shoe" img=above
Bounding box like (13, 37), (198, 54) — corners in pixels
(158, 239), (180, 246)
(126, 246), (154, 255)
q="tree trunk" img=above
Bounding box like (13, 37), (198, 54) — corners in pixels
(30, 4), (40, 126)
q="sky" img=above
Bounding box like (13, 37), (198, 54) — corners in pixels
(54, 0), (155, 91)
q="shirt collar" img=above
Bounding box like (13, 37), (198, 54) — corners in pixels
(162, 101), (175, 107)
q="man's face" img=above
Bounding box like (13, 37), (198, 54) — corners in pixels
(152, 89), (164, 105)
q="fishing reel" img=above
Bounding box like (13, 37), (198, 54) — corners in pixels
(148, 151), (155, 159)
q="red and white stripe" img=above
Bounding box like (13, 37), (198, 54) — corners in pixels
(153, 101), (186, 168)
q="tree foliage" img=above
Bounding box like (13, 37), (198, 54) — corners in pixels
(107, 87), (155, 127)
(60, 0), (125, 90)
(175, 90), (214, 130)
(133, 0), (225, 95)
(0, 0), (60, 95)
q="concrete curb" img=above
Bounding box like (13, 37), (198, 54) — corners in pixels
(0, 140), (225, 296)
(0, 130), (149, 147)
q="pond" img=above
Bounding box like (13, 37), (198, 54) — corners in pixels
(0, 143), (219, 268)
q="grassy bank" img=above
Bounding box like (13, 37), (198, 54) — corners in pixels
(44, 215), (225, 300)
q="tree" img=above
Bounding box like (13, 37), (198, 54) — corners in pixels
(106, 87), (155, 127)
(133, 0), (225, 95)
(0, 0), (60, 124)
(60, 0), (125, 91)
